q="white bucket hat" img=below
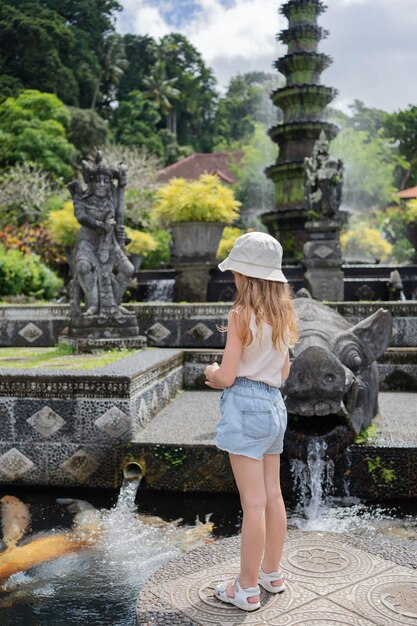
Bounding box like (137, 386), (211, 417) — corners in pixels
(218, 232), (287, 283)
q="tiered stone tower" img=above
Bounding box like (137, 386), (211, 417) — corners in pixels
(263, 0), (338, 261)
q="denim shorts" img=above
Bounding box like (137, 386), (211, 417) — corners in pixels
(214, 377), (287, 460)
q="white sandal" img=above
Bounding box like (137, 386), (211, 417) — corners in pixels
(214, 577), (261, 611)
(258, 567), (286, 593)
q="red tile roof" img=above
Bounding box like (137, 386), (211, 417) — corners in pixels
(396, 186), (417, 199)
(156, 152), (244, 185)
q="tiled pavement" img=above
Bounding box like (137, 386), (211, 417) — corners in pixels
(136, 531), (417, 626)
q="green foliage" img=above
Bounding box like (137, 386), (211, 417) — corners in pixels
(68, 108), (109, 158)
(47, 201), (80, 248)
(214, 72), (283, 148)
(375, 203), (415, 263)
(384, 105), (417, 189)
(125, 228), (157, 256)
(367, 456), (395, 484)
(0, 244), (63, 299)
(0, 0), (122, 108)
(153, 445), (187, 467)
(154, 174), (240, 224)
(117, 35), (158, 102)
(355, 424), (377, 444)
(0, 90), (76, 179)
(111, 91), (164, 156)
(141, 229), (172, 270)
(0, 162), (68, 227)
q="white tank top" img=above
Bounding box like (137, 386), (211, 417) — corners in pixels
(235, 311), (288, 387)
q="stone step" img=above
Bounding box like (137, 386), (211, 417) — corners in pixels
(128, 390), (417, 497)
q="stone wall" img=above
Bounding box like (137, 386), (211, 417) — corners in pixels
(1, 302), (417, 348)
(0, 349), (182, 488)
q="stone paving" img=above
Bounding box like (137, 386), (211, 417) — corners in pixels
(136, 530), (417, 626)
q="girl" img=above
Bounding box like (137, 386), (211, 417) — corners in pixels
(204, 231), (298, 612)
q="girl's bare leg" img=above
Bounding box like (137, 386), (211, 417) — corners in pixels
(227, 453), (266, 603)
(261, 454), (286, 585)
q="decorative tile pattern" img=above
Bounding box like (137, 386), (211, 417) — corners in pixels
(154, 560), (318, 626)
(61, 449), (99, 482)
(313, 244), (334, 259)
(187, 323), (213, 341)
(282, 536), (393, 596)
(94, 406), (131, 438)
(18, 322), (43, 343)
(0, 448), (34, 478)
(163, 382), (170, 403)
(147, 322), (171, 343)
(151, 389), (159, 414)
(139, 398), (149, 427)
(329, 568), (417, 625)
(27, 406), (66, 437)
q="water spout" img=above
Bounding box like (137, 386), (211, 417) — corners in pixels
(290, 437), (335, 529)
(122, 461), (145, 482)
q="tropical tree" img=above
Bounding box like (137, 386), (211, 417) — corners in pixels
(214, 72), (283, 148)
(111, 90), (164, 156)
(0, 90), (76, 179)
(0, 0), (122, 108)
(91, 33), (128, 111)
(142, 57), (180, 134)
(384, 106), (417, 189)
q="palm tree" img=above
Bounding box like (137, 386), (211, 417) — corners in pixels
(142, 44), (180, 136)
(91, 34), (129, 110)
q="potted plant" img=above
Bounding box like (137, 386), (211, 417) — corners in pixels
(153, 174), (240, 263)
(125, 228), (158, 270)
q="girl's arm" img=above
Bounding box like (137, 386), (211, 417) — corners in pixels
(204, 312), (243, 389)
(281, 350), (290, 384)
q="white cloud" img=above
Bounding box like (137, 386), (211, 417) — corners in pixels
(117, 0), (417, 111)
(118, 0), (171, 38)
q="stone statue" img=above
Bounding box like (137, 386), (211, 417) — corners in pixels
(68, 152), (134, 324)
(282, 292), (393, 461)
(304, 130), (343, 222)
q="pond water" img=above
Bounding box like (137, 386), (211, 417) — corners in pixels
(0, 484), (416, 626)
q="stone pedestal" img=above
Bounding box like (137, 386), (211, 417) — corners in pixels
(64, 313), (146, 353)
(173, 262), (214, 302)
(303, 221), (344, 301)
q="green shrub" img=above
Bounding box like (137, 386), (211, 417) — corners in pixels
(141, 229), (172, 269)
(0, 244), (63, 299)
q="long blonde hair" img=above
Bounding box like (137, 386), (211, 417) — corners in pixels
(233, 274), (298, 350)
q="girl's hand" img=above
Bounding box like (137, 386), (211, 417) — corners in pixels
(204, 362), (219, 382)
(205, 380), (224, 389)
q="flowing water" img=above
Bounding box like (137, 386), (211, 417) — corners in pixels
(0, 479), (212, 626)
(145, 279), (174, 302)
(288, 436), (417, 549)
(1, 454), (416, 625)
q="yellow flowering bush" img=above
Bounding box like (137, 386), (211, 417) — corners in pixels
(216, 227), (243, 260)
(125, 228), (157, 256)
(341, 225), (393, 262)
(405, 199), (417, 222)
(47, 201), (80, 248)
(153, 174), (240, 224)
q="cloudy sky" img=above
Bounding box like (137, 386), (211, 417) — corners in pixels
(117, 0), (417, 113)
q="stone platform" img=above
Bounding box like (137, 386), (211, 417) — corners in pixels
(136, 530), (417, 625)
